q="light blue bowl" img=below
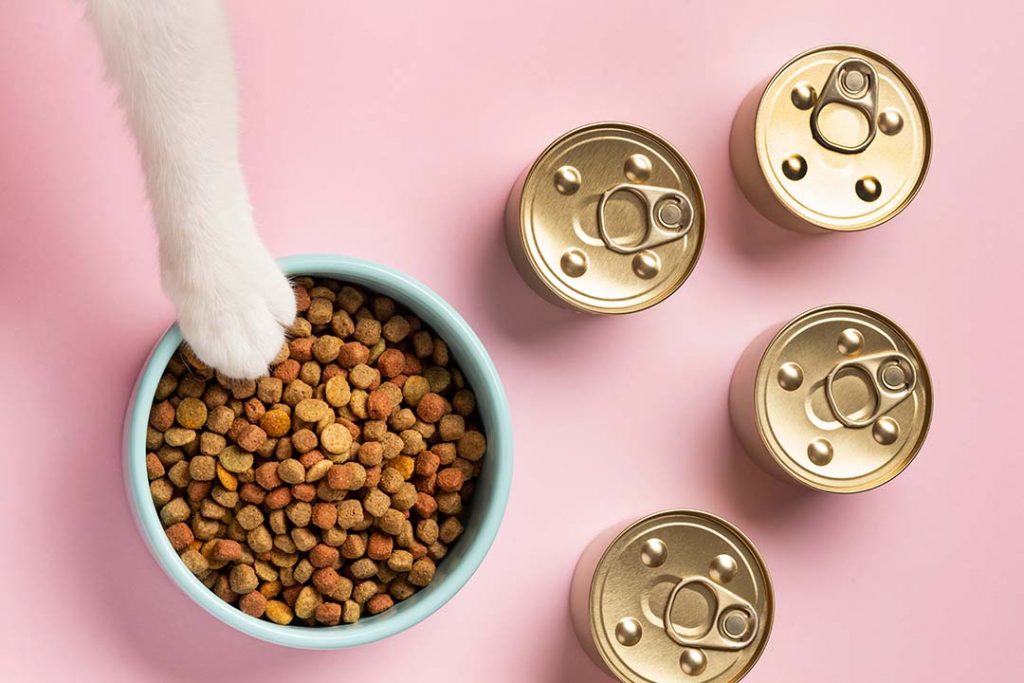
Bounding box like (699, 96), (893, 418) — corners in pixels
(124, 254), (512, 648)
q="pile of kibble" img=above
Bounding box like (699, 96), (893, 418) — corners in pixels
(146, 277), (486, 626)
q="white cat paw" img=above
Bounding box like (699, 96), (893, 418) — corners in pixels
(165, 257), (296, 380)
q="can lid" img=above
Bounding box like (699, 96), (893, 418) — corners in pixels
(755, 45), (931, 231)
(590, 511), (773, 683)
(515, 123), (705, 313)
(755, 305), (932, 492)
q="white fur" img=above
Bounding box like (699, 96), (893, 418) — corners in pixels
(86, 0), (295, 379)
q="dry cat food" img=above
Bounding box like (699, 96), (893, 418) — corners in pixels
(146, 277), (486, 626)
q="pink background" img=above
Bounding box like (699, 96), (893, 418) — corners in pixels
(1, 1), (1021, 681)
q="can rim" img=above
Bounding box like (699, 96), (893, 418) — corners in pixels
(752, 303), (934, 493)
(754, 44), (933, 232)
(516, 121), (707, 314)
(587, 509), (774, 682)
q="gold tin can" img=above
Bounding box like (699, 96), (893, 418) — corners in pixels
(729, 305), (932, 493)
(730, 45), (931, 233)
(505, 123), (706, 313)
(569, 510), (773, 682)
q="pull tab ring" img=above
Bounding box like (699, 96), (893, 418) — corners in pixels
(810, 58), (879, 154)
(825, 352), (917, 428)
(597, 183), (693, 255)
(662, 577), (758, 652)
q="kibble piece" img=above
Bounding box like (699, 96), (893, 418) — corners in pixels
(277, 459), (305, 485)
(438, 414), (465, 441)
(159, 498), (191, 526)
(439, 517), (464, 544)
(367, 533), (394, 561)
(342, 600), (360, 624)
(367, 593), (394, 615)
(260, 409), (291, 438)
(165, 522), (194, 551)
(188, 455), (216, 482)
(402, 376), (430, 406)
(320, 423), (353, 456)
(309, 544), (340, 569)
(315, 602), (342, 626)
(265, 600), (294, 625)
(218, 446), (254, 474)
(236, 424), (268, 453)
(408, 558), (436, 587)
(457, 430), (486, 461)
(164, 427), (196, 448)
(336, 499), (364, 530)
(437, 467), (464, 493)
(239, 591), (267, 618)
(176, 397), (208, 430)
(294, 585), (322, 619)
(211, 539), (243, 562)
(291, 428), (318, 453)
(181, 549), (209, 576)
(295, 398), (330, 423)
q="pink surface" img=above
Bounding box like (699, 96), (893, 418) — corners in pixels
(1, 1), (1021, 681)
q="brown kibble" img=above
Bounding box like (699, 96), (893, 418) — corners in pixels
(236, 424), (268, 452)
(439, 517), (465, 544)
(377, 348), (405, 378)
(315, 601), (342, 626)
(264, 486), (293, 510)
(338, 342), (370, 369)
(273, 359), (301, 383)
(437, 467), (464, 493)
(457, 430), (486, 461)
(382, 316), (411, 343)
(181, 549), (209, 576)
(309, 544), (340, 569)
(211, 539), (243, 562)
(188, 455), (216, 482)
(291, 428), (318, 453)
(408, 558), (436, 587)
(415, 450), (440, 477)
(367, 593), (394, 615)
(415, 393), (446, 423)
(452, 389), (476, 416)
(312, 335), (343, 363)
(165, 522), (194, 551)
(336, 499), (364, 530)
(150, 401), (176, 431)
(230, 564), (259, 594)
(239, 591), (267, 618)
(439, 414), (465, 441)
(311, 502), (338, 529)
(367, 533), (393, 561)
(378, 509), (405, 536)
(159, 498), (190, 526)
(146, 453), (165, 480)
(307, 298), (334, 325)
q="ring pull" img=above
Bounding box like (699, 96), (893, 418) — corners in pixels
(597, 183), (693, 255)
(810, 58), (879, 154)
(663, 577), (758, 652)
(825, 352), (917, 428)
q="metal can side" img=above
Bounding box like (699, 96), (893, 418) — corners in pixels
(569, 521), (627, 674)
(729, 79), (825, 234)
(728, 321), (797, 482)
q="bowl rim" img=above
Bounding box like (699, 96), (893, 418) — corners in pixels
(124, 254), (513, 648)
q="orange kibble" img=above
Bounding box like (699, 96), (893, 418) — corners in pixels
(387, 455), (416, 480)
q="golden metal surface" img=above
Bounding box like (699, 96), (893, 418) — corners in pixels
(506, 123), (705, 313)
(745, 45), (930, 232)
(588, 511), (772, 683)
(753, 305), (932, 492)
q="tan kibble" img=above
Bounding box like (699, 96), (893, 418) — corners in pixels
(229, 564), (259, 594)
(218, 446), (254, 474)
(206, 405), (235, 434)
(399, 430), (426, 455)
(363, 488), (391, 518)
(176, 397), (208, 429)
(402, 376), (430, 406)
(457, 430), (486, 461)
(295, 398), (330, 423)
(265, 600), (294, 625)
(324, 375), (351, 407)
(439, 517), (464, 544)
(378, 509), (405, 536)
(382, 316), (411, 343)
(342, 600), (360, 624)
(164, 428), (196, 448)
(452, 389), (476, 417)
(295, 585), (322, 619)
(312, 335), (343, 364)
(320, 423), (352, 455)
(408, 558), (436, 587)
(438, 414), (465, 441)
(305, 458), (333, 482)
(336, 499), (364, 529)
(185, 455), (215, 482)
(307, 297), (334, 325)
(159, 498), (190, 526)
(277, 459), (305, 485)
(181, 549), (209, 576)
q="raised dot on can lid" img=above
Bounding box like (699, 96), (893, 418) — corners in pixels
(873, 416), (900, 445)
(790, 82), (816, 110)
(709, 554), (738, 583)
(856, 176), (882, 202)
(640, 538), (668, 567)
(807, 438), (834, 466)
(560, 248), (588, 278)
(554, 165), (581, 195)
(615, 617), (643, 646)
(781, 154), (807, 181)
(679, 648), (708, 676)
(777, 362), (804, 391)
(624, 153), (653, 183)
(838, 328), (864, 355)
(878, 109), (904, 135)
